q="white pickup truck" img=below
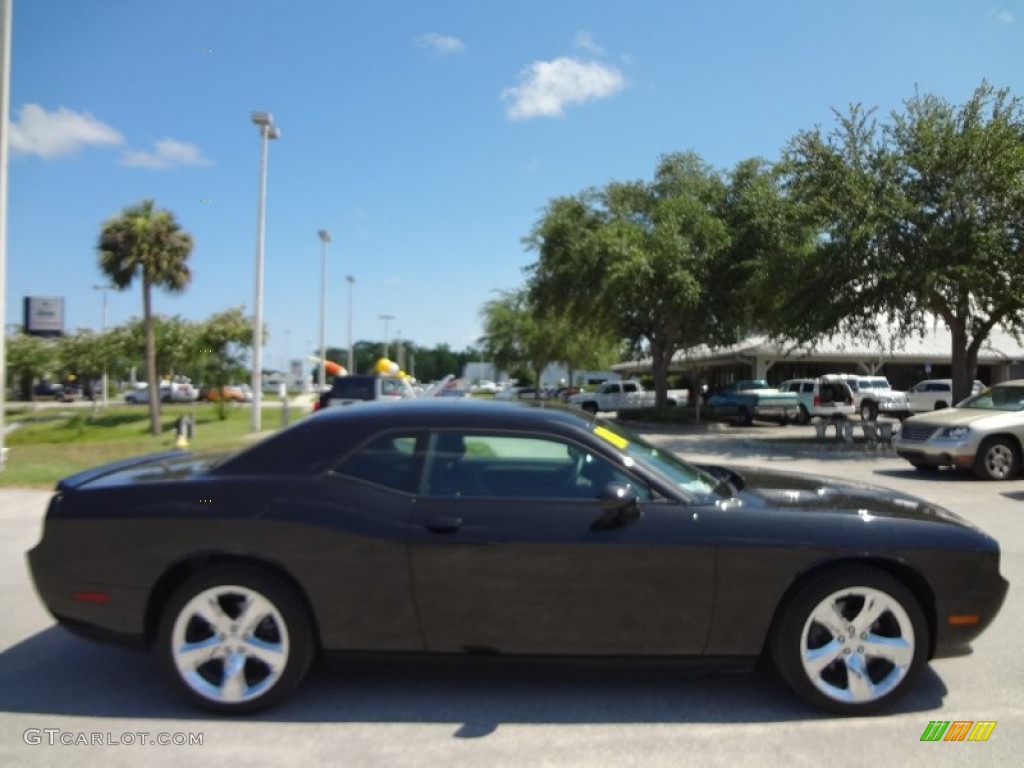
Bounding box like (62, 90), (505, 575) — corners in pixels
(567, 380), (688, 414)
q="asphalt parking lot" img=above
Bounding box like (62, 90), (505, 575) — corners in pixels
(0, 422), (1021, 767)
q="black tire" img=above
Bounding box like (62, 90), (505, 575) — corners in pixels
(737, 407), (753, 427)
(973, 437), (1019, 481)
(581, 402), (598, 415)
(157, 565), (315, 714)
(859, 401), (877, 422)
(770, 566), (928, 715)
(934, 401), (948, 410)
(795, 404), (810, 426)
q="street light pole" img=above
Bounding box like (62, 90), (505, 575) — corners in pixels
(379, 314), (394, 359)
(346, 275), (355, 374)
(250, 111), (279, 432)
(92, 284), (113, 407)
(316, 229), (330, 392)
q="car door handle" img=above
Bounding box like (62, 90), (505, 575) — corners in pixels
(424, 516), (462, 534)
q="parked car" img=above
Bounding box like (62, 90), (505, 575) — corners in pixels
(28, 399), (1007, 716)
(200, 385), (248, 403)
(894, 379), (1024, 479)
(906, 378), (986, 413)
(494, 386), (549, 401)
(705, 379), (797, 426)
(778, 376), (856, 424)
(315, 374), (418, 410)
(826, 374), (910, 421)
(125, 381), (196, 404)
(567, 380), (688, 414)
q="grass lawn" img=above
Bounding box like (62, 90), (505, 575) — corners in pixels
(1, 403), (305, 488)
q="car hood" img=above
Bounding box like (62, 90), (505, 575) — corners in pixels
(57, 451), (226, 491)
(901, 407), (1024, 429)
(726, 466), (972, 527)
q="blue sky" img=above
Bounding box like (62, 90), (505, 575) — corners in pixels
(5, 0), (1022, 372)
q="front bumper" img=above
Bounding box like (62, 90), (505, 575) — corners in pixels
(894, 436), (980, 469)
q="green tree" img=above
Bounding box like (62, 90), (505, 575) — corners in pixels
(198, 307), (254, 420)
(781, 82), (1024, 402)
(528, 152), (731, 407)
(5, 334), (59, 401)
(98, 200), (195, 434)
(119, 315), (202, 384)
(480, 289), (561, 397)
(56, 330), (106, 399)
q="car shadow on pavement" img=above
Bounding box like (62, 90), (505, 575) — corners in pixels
(0, 626), (948, 731)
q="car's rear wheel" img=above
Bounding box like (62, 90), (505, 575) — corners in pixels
(795, 405), (810, 425)
(974, 437), (1019, 481)
(771, 566), (927, 715)
(580, 402), (598, 415)
(157, 565), (315, 714)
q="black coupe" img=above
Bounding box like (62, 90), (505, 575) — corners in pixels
(28, 399), (1008, 715)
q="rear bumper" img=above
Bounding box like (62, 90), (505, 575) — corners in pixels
(27, 536), (149, 647)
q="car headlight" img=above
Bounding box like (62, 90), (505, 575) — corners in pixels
(939, 426), (971, 440)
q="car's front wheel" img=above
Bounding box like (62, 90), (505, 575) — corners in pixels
(771, 566), (927, 715)
(157, 565), (315, 714)
(974, 437), (1019, 481)
(859, 401), (877, 421)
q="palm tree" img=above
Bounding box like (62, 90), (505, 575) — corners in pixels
(97, 200), (194, 436)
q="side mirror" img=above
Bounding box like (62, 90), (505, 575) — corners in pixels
(592, 483), (641, 530)
(599, 482), (638, 511)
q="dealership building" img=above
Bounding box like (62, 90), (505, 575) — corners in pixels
(612, 322), (1024, 391)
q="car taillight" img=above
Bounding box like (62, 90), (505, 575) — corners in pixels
(813, 395), (821, 406)
(313, 401), (322, 412)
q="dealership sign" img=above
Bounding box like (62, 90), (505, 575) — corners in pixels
(23, 296), (65, 337)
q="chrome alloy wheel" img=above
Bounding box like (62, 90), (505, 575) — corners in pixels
(978, 439), (1017, 480)
(170, 584), (290, 704)
(799, 585), (915, 705)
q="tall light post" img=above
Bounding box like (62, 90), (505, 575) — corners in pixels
(316, 229), (330, 392)
(379, 314), (394, 359)
(250, 111), (279, 432)
(346, 275), (355, 373)
(0, 0), (12, 470)
(92, 284), (114, 407)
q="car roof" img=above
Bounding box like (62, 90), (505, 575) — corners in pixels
(213, 399), (597, 477)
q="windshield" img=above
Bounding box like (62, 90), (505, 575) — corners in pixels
(590, 419), (727, 500)
(957, 386), (1024, 412)
(859, 378), (889, 390)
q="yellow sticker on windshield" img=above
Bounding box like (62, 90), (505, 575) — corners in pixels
(594, 425), (629, 450)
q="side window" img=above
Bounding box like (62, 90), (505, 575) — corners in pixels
(421, 431), (650, 500)
(331, 432), (421, 494)
(800, 382), (813, 394)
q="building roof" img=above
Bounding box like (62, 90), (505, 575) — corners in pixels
(612, 320), (1024, 373)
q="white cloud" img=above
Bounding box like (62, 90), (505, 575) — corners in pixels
(502, 57), (625, 120)
(985, 7), (1013, 23)
(415, 32), (466, 55)
(121, 138), (212, 169)
(9, 103), (124, 158)
(573, 31), (604, 56)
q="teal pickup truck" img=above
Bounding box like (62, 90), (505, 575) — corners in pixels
(707, 379), (799, 426)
